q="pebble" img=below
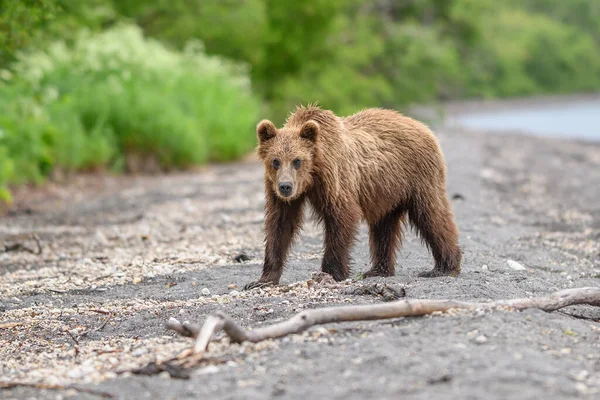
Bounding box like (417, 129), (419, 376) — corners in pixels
(570, 370), (589, 382)
(159, 371), (171, 379)
(575, 383), (588, 394)
(482, 264), (489, 271)
(228, 284), (238, 289)
(230, 290), (240, 296)
(507, 260), (526, 271)
(196, 365), (220, 375)
(132, 348), (147, 357)
(201, 288), (210, 296)
(475, 335), (488, 344)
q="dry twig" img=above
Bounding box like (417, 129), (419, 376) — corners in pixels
(2, 234), (42, 255)
(167, 287), (600, 354)
(0, 322), (25, 330)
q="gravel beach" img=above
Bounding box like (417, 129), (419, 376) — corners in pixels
(1, 110), (599, 399)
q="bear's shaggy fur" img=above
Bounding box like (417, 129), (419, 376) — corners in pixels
(245, 105), (461, 289)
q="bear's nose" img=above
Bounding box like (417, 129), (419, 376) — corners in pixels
(278, 182), (293, 197)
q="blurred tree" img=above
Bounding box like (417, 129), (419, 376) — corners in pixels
(111, 0), (266, 69)
(0, 0), (116, 67)
(511, 0), (600, 43)
(0, 0), (59, 65)
(254, 0), (348, 100)
(3, 0), (600, 122)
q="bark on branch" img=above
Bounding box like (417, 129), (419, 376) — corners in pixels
(167, 287), (600, 354)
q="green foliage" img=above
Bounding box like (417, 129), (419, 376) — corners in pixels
(111, 0), (266, 67)
(0, 24), (261, 199)
(463, 7), (600, 97)
(2, 0), (600, 202)
(0, 0), (115, 67)
(510, 0), (600, 43)
(0, 0), (59, 65)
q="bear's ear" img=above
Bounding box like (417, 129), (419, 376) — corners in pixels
(257, 120), (277, 143)
(300, 120), (319, 143)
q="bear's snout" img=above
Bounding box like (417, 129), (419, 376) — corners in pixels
(278, 182), (293, 197)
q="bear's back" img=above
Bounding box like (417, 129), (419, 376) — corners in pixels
(342, 108), (435, 143)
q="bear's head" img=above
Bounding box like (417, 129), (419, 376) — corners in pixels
(256, 119), (320, 201)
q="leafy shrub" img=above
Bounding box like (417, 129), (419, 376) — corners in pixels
(0, 24), (261, 201)
(464, 8), (600, 97)
(268, 11), (462, 121)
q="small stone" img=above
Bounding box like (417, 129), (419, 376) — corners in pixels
(507, 260), (526, 271)
(228, 284), (238, 290)
(132, 348), (147, 357)
(575, 383), (588, 394)
(561, 348), (572, 354)
(201, 288), (210, 296)
(475, 335), (488, 344)
(159, 371), (171, 379)
(133, 277), (142, 284)
(482, 264), (489, 271)
(230, 290), (240, 296)
(570, 370), (589, 382)
(197, 365), (220, 375)
(315, 327), (329, 335)
(67, 368), (85, 379)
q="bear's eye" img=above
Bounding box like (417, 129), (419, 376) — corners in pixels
(272, 159), (281, 170)
(292, 158), (302, 169)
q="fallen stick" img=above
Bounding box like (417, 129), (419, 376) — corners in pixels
(2, 233), (42, 255)
(167, 287), (600, 354)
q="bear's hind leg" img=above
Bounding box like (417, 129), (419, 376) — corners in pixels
(363, 208), (406, 278)
(409, 193), (461, 277)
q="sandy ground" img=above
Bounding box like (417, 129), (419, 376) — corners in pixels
(1, 115), (599, 399)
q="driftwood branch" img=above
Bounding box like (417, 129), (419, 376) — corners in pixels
(167, 287), (600, 354)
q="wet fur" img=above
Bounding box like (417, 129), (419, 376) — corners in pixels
(247, 105), (461, 287)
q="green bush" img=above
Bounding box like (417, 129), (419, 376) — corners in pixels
(464, 8), (600, 97)
(0, 24), (261, 201)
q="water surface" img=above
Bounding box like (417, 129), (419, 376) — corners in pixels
(449, 98), (600, 141)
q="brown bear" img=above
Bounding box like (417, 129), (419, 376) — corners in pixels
(244, 105), (461, 289)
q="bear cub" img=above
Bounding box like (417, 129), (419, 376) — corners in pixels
(244, 105), (461, 289)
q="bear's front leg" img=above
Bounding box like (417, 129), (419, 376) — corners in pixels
(243, 192), (305, 290)
(320, 205), (359, 281)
